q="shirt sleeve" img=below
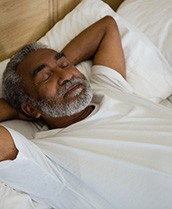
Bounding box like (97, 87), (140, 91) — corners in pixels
(91, 65), (133, 94)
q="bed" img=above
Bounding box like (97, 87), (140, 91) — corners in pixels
(1, 0), (172, 208)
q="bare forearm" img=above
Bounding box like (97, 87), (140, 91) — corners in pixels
(62, 16), (126, 78)
(0, 98), (18, 122)
(62, 16), (114, 65)
(0, 98), (31, 122)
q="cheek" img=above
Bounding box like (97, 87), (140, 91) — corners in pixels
(37, 83), (58, 100)
(21, 79), (37, 98)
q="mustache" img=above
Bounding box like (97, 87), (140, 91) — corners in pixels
(58, 76), (84, 97)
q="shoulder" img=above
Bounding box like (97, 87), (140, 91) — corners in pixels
(0, 126), (18, 161)
(91, 65), (133, 93)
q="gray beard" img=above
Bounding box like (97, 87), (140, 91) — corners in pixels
(29, 75), (93, 118)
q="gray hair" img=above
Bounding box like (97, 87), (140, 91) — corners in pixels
(2, 42), (48, 113)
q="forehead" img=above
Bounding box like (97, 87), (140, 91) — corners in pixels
(17, 48), (58, 74)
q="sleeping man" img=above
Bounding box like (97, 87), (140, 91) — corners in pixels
(1, 16), (172, 209)
(0, 15), (126, 155)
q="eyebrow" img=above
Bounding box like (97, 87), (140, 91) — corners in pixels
(54, 51), (65, 60)
(33, 64), (47, 78)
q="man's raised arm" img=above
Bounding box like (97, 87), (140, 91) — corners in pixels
(0, 99), (18, 122)
(62, 16), (126, 79)
(0, 98), (31, 122)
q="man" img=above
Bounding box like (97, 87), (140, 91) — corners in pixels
(1, 16), (172, 209)
(0, 15), (125, 159)
(1, 15), (125, 126)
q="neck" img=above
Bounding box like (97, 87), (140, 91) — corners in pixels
(43, 105), (95, 129)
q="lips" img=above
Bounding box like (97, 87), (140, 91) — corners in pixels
(64, 83), (82, 97)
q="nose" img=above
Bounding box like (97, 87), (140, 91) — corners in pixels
(57, 69), (73, 86)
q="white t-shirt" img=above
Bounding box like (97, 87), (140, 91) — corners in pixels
(1, 65), (172, 209)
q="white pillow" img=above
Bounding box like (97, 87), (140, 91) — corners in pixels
(117, 0), (172, 68)
(0, 59), (9, 97)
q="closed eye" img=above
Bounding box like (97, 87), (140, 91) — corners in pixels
(61, 62), (70, 68)
(33, 64), (47, 78)
(34, 72), (53, 86)
(41, 72), (52, 82)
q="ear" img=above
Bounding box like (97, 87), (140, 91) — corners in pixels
(21, 103), (41, 119)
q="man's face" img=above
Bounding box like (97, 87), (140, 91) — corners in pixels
(17, 49), (93, 117)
